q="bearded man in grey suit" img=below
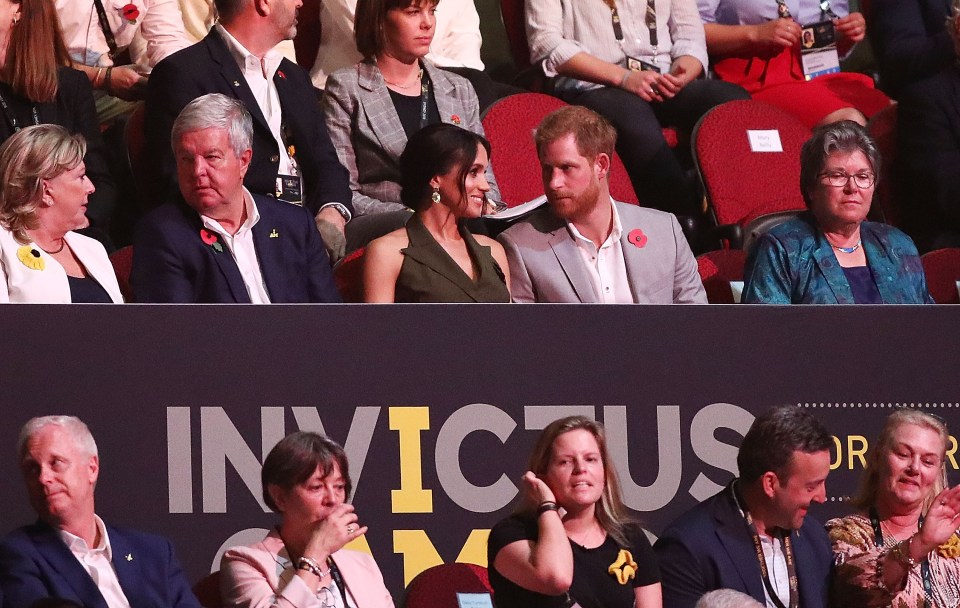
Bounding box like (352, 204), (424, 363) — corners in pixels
(498, 106), (706, 304)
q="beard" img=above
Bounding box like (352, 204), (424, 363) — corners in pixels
(546, 176), (602, 223)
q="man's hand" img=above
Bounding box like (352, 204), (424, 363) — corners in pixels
(315, 207), (347, 263)
(620, 69), (664, 102)
(107, 66), (148, 101)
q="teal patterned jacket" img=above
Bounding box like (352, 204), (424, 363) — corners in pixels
(742, 213), (934, 304)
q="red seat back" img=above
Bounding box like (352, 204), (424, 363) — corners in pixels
(192, 571), (222, 608)
(921, 248), (960, 304)
(294, 0), (321, 70)
(693, 100), (811, 228)
(482, 93), (639, 206)
(403, 563), (492, 608)
(109, 245), (134, 303)
(335, 247), (366, 302)
(866, 102), (899, 225)
(696, 249), (747, 304)
(499, 0), (531, 70)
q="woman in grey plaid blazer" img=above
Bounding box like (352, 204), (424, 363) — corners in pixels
(321, 0), (501, 231)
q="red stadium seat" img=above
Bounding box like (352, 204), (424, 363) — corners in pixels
(696, 249), (747, 304)
(193, 571), (222, 608)
(403, 563), (492, 608)
(335, 247), (366, 302)
(921, 248), (960, 304)
(866, 102), (899, 226)
(293, 0), (321, 71)
(692, 100), (811, 247)
(481, 93), (639, 207)
(109, 245), (134, 303)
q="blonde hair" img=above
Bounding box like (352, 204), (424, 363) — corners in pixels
(0, 124), (86, 244)
(521, 416), (633, 546)
(849, 409), (950, 512)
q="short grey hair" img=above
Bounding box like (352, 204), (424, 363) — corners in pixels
(799, 120), (881, 208)
(18, 415), (98, 461)
(171, 93), (253, 158)
(695, 589), (765, 608)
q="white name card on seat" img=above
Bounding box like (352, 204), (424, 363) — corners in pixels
(747, 130), (783, 152)
(457, 593), (494, 608)
(730, 281), (745, 304)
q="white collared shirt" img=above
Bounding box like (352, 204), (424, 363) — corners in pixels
(566, 199), (634, 304)
(201, 188), (272, 304)
(58, 515), (132, 608)
(758, 533), (791, 608)
(215, 24), (297, 180)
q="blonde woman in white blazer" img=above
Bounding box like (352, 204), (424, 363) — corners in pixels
(0, 125), (122, 303)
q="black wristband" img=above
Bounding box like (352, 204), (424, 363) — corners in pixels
(537, 501), (559, 516)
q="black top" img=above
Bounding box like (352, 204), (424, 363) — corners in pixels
(388, 85), (441, 139)
(67, 275), (112, 303)
(487, 515), (660, 608)
(841, 265), (882, 304)
(0, 68), (116, 231)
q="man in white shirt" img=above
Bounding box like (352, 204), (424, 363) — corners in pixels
(497, 105), (706, 303)
(0, 415), (199, 608)
(654, 405), (835, 608)
(132, 94), (341, 303)
(145, 0), (353, 260)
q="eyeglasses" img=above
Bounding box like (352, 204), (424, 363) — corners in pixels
(818, 171), (876, 189)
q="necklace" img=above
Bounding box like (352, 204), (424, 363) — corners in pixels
(383, 68), (423, 89)
(831, 239), (862, 254)
(37, 239), (65, 254)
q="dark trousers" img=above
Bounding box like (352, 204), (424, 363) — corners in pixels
(560, 79), (748, 215)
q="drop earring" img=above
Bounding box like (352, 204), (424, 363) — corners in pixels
(431, 187), (441, 205)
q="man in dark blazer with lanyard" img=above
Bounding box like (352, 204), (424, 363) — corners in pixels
(0, 415), (199, 608)
(132, 94), (340, 303)
(144, 0), (352, 260)
(654, 405), (834, 608)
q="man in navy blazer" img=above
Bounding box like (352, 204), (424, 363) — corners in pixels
(0, 416), (199, 608)
(654, 406), (834, 608)
(133, 94), (341, 304)
(144, 0), (352, 258)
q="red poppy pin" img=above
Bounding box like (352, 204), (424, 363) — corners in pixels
(277, 70), (286, 80)
(627, 228), (647, 248)
(200, 228), (224, 253)
(451, 114), (461, 125)
(119, 3), (139, 24)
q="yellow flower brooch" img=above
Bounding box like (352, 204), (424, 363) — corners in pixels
(607, 549), (638, 584)
(17, 246), (44, 271)
(938, 533), (960, 559)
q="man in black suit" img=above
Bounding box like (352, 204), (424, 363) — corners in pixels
(144, 0), (352, 259)
(132, 94), (341, 303)
(654, 405), (834, 608)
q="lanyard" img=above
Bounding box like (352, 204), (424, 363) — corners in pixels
(600, 0), (625, 42)
(733, 483), (799, 608)
(419, 73), (431, 130)
(327, 556), (349, 603)
(91, 0), (121, 60)
(869, 507), (934, 602)
(776, 0), (793, 19)
(645, 0), (658, 49)
(0, 90), (39, 133)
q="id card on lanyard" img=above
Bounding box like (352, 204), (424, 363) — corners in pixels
(603, 0), (662, 73)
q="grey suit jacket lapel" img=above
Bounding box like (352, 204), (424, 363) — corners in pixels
(357, 61), (408, 159)
(546, 227), (598, 303)
(427, 64), (459, 125)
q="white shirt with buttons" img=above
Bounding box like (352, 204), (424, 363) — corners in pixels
(566, 199), (635, 304)
(58, 515), (132, 608)
(201, 187), (272, 304)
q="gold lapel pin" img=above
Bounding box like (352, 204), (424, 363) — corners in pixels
(125, 554), (133, 561)
(233, 80), (241, 87)
(269, 229), (279, 238)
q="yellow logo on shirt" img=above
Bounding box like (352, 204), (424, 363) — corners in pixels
(607, 549), (638, 584)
